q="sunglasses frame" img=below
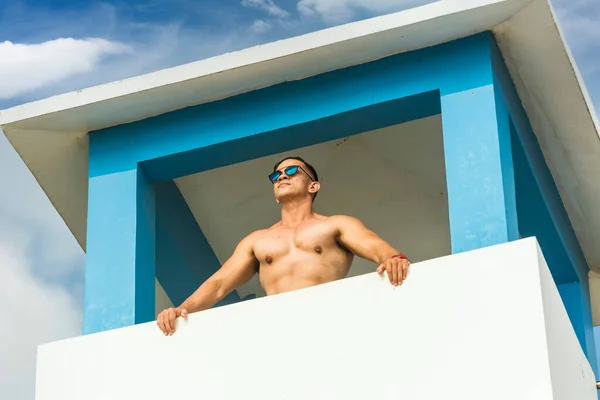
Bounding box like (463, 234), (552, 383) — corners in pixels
(268, 165), (315, 184)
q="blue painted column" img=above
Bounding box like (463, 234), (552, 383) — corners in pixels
(83, 166), (156, 334)
(487, 38), (599, 380)
(558, 282), (599, 375)
(440, 84), (519, 253)
(154, 181), (240, 307)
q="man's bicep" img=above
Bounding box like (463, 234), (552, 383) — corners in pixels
(210, 235), (259, 293)
(336, 216), (380, 250)
(335, 215), (395, 263)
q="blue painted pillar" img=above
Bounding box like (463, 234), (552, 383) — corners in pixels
(440, 84), (519, 253)
(154, 181), (241, 307)
(83, 166), (156, 334)
(487, 38), (599, 380)
(558, 281), (599, 377)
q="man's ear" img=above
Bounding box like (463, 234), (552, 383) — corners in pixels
(309, 181), (321, 194)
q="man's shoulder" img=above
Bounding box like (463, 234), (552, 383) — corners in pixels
(242, 225), (282, 244)
(235, 228), (270, 252)
(244, 228), (271, 240)
(326, 214), (363, 225)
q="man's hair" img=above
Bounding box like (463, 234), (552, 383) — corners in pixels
(273, 156), (319, 200)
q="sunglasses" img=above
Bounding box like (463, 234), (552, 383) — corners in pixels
(268, 165), (315, 184)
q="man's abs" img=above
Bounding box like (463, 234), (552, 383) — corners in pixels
(256, 250), (353, 295)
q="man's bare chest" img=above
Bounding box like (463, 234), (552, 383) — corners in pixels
(253, 222), (340, 261)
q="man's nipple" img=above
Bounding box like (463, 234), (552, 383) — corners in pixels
(265, 256), (273, 264)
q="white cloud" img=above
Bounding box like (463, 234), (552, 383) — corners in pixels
(0, 21), (279, 109)
(242, 0), (290, 18)
(0, 133), (85, 280)
(251, 20), (273, 33)
(297, 0), (432, 23)
(0, 38), (130, 99)
(550, 0), (600, 109)
(0, 131), (84, 400)
(0, 222), (82, 400)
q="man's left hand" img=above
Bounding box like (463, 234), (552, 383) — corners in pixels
(377, 256), (411, 286)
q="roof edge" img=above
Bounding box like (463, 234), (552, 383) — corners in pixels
(0, 0), (528, 130)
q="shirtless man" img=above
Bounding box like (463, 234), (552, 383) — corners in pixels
(156, 156), (411, 335)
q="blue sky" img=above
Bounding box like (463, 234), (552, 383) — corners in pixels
(0, 0), (599, 398)
(0, 0), (438, 106)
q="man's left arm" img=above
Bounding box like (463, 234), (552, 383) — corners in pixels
(333, 215), (411, 286)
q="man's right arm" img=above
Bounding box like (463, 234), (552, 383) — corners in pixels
(156, 232), (260, 335)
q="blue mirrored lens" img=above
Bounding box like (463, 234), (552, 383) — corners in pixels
(270, 166), (299, 183)
(269, 171), (281, 182)
(285, 166), (299, 175)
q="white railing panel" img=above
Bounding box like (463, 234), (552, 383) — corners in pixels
(35, 238), (596, 400)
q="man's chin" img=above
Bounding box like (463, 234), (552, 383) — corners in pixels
(275, 192), (297, 202)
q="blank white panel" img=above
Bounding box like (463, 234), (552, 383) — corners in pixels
(35, 238), (596, 400)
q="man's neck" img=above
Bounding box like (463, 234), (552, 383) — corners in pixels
(280, 198), (314, 227)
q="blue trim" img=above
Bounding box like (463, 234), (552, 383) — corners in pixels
(558, 282), (599, 375)
(154, 181), (240, 307)
(489, 38), (596, 376)
(135, 168), (156, 319)
(144, 92), (441, 181)
(493, 78), (519, 243)
(594, 327), (600, 373)
(489, 39), (588, 282)
(510, 123), (577, 283)
(440, 83), (519, 253)
(578, 279), (599, 377)
(89, 33), (495, 181)
(83, 167), (156, 334)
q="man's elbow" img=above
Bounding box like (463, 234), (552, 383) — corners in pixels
(211, 278), (231, 302)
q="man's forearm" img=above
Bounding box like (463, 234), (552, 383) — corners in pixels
(345, 239), (401, 265)
(178, 279), (224, 313)
(366, 240), (401, 265)
(373, 248), (401, 264)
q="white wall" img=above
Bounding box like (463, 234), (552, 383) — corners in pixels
(538, 245), (597, 399)
(35, 238), (597, 400)
(176, 115), (450, 299)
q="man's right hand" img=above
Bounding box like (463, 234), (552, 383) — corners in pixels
(156, 307), (188, 336)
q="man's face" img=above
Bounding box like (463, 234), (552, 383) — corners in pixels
(271, 159), (315, 202)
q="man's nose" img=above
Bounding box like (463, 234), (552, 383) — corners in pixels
(277, 174), (289, 182)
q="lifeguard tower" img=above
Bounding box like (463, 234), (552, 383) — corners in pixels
(2, 0), (600, 398)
